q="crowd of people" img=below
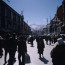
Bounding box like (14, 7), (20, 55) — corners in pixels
(0, 33), (65, 65)
(0, 33), (28, 65)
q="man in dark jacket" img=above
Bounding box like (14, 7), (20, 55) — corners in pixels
(8, 33), (17, 65)
(17, 36), (27, 65)
(4, 34), (10, 65)
(51, 38), (65, 65)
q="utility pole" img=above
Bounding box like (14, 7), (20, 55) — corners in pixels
(47, 18), (48, 35)
(27, 20), (28, 34)
(21, 11), (24, 34)
(50, 16), (51, 34)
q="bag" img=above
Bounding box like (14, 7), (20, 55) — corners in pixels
(25, 53), (31, 63)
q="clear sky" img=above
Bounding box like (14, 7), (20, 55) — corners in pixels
(3, 0), (62, 25)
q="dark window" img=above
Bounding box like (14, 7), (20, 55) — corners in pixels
(13, 12), (16, 21)
(6, 8), (11, 19)
(1, 4), (5, 28)
(18, 16), (20, 23)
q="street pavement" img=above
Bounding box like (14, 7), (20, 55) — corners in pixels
(0, 39), (54, 65)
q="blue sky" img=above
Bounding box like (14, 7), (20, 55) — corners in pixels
(3, 0), (62, 25)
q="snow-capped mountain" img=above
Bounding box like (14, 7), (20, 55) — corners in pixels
(29, 24), (46, 31)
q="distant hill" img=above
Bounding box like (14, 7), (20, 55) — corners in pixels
(29, 24), (46, 31)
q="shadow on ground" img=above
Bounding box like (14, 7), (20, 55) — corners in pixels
(39, 57), (49, 64)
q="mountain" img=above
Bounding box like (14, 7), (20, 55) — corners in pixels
(29, 24), (46, 31)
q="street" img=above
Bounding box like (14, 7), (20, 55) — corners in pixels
(0, 0), (64, 65)
(0, 39), (54, 65)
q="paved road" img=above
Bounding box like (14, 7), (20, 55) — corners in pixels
(0, 39), (54, 65)
(25, 39), (53, 65)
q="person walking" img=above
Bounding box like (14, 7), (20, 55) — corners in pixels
(3, 34), (10, 65)
(0, 36), (3, 58)
(17, 36), (27, 65)
(48, 35), (52, 45)
(8, 33), (17, 65)
(50, 38), (65, 65)
(45, 35), (48, 45)
(37, 36), (45, 58)
(29, 36), (34, 47)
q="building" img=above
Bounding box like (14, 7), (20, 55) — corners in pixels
(23, 22), (32, 35)
(50, 0), (65, 34)
(62, 0), (65, 24)
(0, 0), (31, 35)
(42, 24), (50, 35)
(50, 13), (62, 35)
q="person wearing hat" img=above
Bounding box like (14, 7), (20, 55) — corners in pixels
(50, 38), (65, 65)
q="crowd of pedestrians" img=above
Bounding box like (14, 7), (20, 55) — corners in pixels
(0, 33), (28, 65)
(0, 33), (65, 65)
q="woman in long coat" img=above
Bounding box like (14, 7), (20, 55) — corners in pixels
(37, 36), (45, 58)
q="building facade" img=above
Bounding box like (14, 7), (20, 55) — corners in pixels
(0, 0), (31, 35)
(50, 0), (65, 35)
(50, 14), (62, 35)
